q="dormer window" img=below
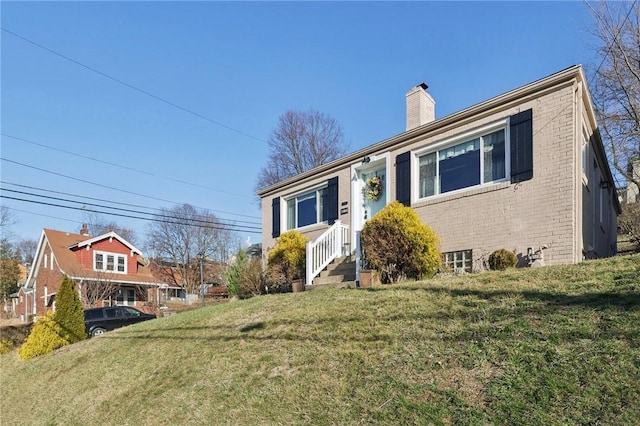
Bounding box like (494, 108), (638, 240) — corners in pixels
(94, 251), (127, 274)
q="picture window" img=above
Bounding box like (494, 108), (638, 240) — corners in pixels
(286, 187), (327, 230)
(418, 128), (506, 198)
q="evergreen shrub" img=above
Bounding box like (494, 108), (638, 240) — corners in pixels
(267, 230), (307, 291)
(488, 249), (518, 270)
(18, 312), (69, 360)
(54, 276), (87, 343)
(0, 339), (13, 355)
(224, 249), (248, 298)
(361, 201), (441, 283)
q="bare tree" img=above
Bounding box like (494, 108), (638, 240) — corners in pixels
(145, 204), (238, 294)
(588, 1), (640, 193)
(77, 275), (120, 309)
(82, 212), (138, 244)
(255, 109), (349, 190)
(0, 206), (16, 258)
(15, 239), (38, 265)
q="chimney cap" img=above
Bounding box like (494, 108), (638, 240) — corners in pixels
(418, 82), (428, 91)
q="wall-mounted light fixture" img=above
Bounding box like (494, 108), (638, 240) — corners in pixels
(600, 180), (610, 189)
(362, 156), (371, 164)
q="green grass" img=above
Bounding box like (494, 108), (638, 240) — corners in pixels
(2, 254), (639, 425)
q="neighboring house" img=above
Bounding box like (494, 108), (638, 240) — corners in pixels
(149, 257), (227, 303)
(2, 264), (27, 317)
(622, 157), (639, 204)
(246, 243), (262, 259)
(15, 226), (164, 322)
(258, 65), (621, 285)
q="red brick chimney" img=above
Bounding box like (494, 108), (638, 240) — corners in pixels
(80, 223), (90, 236)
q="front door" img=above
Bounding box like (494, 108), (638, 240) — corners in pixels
(351, 158), (388, 278)
(361, 169), (386, 223)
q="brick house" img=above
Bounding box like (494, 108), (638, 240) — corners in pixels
(15, 226), (163, 322)
(258, 65), (621, 285)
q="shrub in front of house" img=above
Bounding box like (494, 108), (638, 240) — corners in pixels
(0, 339), (13, 355)
(224, 249), (266, 298)
(488, 249), (518, 270)
(361, 201), (441, 283)
(240, 258), (266, 297)
(224, 249), (248, 298)
(18, 312), (70, 360)
(267, 230), (307, 292)
(54, 275), (87, 343)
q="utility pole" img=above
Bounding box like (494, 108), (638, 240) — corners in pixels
(200, 254), (205, 308)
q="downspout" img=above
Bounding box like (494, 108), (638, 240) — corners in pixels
(574, 80), (583, 262)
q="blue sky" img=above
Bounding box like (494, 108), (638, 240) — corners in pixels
(1, 1), (599, 246)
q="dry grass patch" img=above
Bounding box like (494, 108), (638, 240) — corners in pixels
(1, 254), (639, 425)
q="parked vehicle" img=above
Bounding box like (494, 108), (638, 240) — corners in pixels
(84, 306), (156, 337)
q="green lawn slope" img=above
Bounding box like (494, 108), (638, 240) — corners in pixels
(2, 254), (639, 425)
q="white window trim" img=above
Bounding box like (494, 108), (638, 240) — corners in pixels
(283, 183), (328, 231)
(413, 120), (510, 202)
(93, 250), (127, 274)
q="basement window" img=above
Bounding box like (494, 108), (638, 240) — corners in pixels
(443, 250), (473, 273)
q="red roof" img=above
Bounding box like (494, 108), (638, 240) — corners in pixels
(42, 228), (162, 286)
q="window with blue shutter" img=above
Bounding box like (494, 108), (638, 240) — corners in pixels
(271, 197), (280, 238)
(323, 177), (339, 224)
(396, 151), (411, 206)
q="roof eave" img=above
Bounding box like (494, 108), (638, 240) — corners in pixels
(257, 65), (584, 198)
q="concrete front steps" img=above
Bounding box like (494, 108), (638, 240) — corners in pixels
(309, 257), (357, 289)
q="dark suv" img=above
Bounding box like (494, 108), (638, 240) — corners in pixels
(84, 306), (156, 337)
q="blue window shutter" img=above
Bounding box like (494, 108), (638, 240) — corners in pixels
(510, 109), (533, 183)
(396, 151), (411, 206)
(271, 197), (280, 238)
(324, 177), (339, 224)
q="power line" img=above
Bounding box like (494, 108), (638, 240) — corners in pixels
(1, 188), (261, 232)
(4, 206), (80, 225)
(1, 195), (262, 235)
(1, 158), (261, 220)
(1, 27), (267, 144)
(0, 181), (261, 225)
(2, 133), (252, 199)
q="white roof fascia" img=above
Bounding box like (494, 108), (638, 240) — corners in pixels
(24, 230), (49, 289)
(70, 231), (142, 255)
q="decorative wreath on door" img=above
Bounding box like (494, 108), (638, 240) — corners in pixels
(365, 176), (383, 201)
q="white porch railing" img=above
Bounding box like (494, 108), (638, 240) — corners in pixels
(305, 221), (349, 285)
